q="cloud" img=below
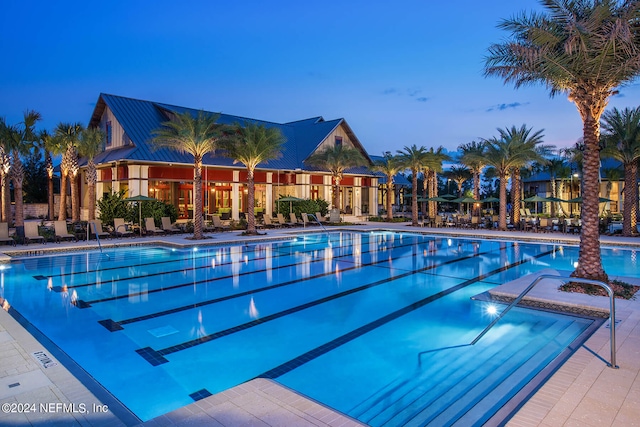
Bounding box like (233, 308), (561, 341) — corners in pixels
(383, 88), (397, 95)
(486, 102), (529, 112)
(416, 97), (429, 102)
(382, 87), (429, 102)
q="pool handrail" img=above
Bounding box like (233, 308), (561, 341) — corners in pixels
(307, 213), (329, 235)
(88, 221), (110, 259)
(471, 274), (618, 368)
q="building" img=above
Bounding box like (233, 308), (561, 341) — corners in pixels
(81, 94), (379, 221)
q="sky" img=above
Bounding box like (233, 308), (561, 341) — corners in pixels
(2, 0), (640, 157)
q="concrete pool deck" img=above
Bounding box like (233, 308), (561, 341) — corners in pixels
(0, 223), (638, 426)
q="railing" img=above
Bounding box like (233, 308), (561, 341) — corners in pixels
(306, 213), (329, 235)
(88, 221), (109, 259)
(471, 274), (617, 368)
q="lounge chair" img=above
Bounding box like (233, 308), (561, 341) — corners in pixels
(289, 213), (303, 226)
(113, 218), (134, 238)
(161, 217), (181, 234)
(54, 221), (77, 242)
(88, 220), (110, 240)
(277, 213), (294, 227)
(301, 213), (311, 227)
(314, 212), (326, 223)
(24, 222), (46, 245)
(145, 217), (165, 235)
(263, 216), (279, 228)
(211, 215), (230, 231)
(0, 223), (16, 246)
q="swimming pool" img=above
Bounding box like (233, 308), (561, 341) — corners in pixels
(0, 232), (634, 425)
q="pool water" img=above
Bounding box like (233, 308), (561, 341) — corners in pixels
(0, 232), (635, 424)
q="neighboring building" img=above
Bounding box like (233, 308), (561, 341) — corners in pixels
(81, 94), (378, 221)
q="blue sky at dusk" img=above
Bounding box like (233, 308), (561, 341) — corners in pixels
(2, 0), (639, 156)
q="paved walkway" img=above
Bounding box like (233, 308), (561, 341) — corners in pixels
(0, 223), (638, 426)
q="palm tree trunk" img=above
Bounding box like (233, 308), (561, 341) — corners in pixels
(48, 176), (54, 220)
(386, 182), (393, 221)
(70, 173), (80, 222)
(1, 173), (7, 223)
(59, 172), (68, 220)
(429, 171), (437, 218)
(246, 169), (257, 234)
(3, 176), (10, 225)
(623, 161), (638, 236)
(499, 174), (507, 230)
(411, 169), (418, 226)
(421, 172), (427, 217)
(193, 157), (204, 239)
(12, 152), (24, 229)
(511, 169), (521, 226)
(573, 113), (607, 281)
(332, 177), (341, 210)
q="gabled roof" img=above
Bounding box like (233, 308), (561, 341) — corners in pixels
(87, 93), (373, 174)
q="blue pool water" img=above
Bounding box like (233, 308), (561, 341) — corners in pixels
(0, 232), (636, 424)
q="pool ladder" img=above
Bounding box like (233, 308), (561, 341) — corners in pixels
(419, 274), (618, 368)
(88, 221), (110, 259)
(306, 213), (330, 235)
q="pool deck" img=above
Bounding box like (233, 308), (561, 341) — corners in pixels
(0, 223), (639, 426)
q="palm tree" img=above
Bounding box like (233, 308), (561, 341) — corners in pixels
(459, 140), (486, 202)
(425, 147), (450, 217)
(544, 157), (570, 217)
(601, 107), (640, 236)
(445, 164), (471, 197)
(78, 127), (106, 221)
(371, 152), (403, 221)
(54, 123), (83, 221)
(5, 110), (41, 231)
(496, 125), (549, 226)
(0, 118), (12, 223)
(305, 143), (368, 211)
(152, 110), (225, 240)
(397, 145), (428, 226)
(37, 130), (56, 220)
(223, 122), (285, 234)
(485, 0), (640, 281)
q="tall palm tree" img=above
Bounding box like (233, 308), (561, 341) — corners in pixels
(397, 145), (428, 226)
(54, 123), (83, 221)
(445, 164), (471, 197)
(37, 130), (56, 220)
(5, 111), (41, 231)
(77, 127), (106, 221)
(305, 143), (368, 211)
(153, 110), (225, 240)
(459, 140), (486, 202)
(544, 157), (570, 217)
(425, 147), (450, 217)
(0, 118), (12, 223)
(496, 125), (549, 226)
(601, 107), (640, 236)
(371, 152), (403, 221)
(485, 0), (640, 281)
(223, 122), (285, 234)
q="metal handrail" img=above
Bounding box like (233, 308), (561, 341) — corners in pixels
(471, 274), (617, 368)
(306, 213), (329, 235)
(88, 221), (108, 258)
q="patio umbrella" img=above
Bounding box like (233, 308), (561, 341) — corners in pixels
(278, 196), (303, 213)
(567, 196), (612, 203)
(439, 194), (458, 200)
(124, 195), (156, 236)
(523, 195), (554, 215)
(426, 196), (451, 202)
(451, 196), (478, 215)
(479, 196), (500, 215)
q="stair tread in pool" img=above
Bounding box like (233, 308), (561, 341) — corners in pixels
(351, 326), (514, 421)
(359, 319), (571, 426)
(380, 319), (579, 427)
(445, 319), (590, 427)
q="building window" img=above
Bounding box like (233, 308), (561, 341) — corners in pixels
(335, 136), (342, 146)
(105, 121), (112, 147)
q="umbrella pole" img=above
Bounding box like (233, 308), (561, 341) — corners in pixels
(139, 203), (142, 236)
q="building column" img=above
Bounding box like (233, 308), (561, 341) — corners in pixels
(370, 178), (378, 216)
(323, 175), (333, 207)
(354, 177), (362, 215)
(296, 173), (310, 199)
(266, 172), (273, 217)
(232, 170), (240, 221)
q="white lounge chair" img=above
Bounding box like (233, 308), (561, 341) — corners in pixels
(161, 217), (181, 234)
(24, 222), (45, 245)
(0, 223), (15, 246)
(89, 220), (110, 240)
(113, 218), (134, 238)
(54, 221), (77, 242)
(145, 218), (165, 235)
(211, 215), (230, 231)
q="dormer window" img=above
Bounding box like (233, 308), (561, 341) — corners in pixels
(335, 136), (343, 146)
(105, 121), (112, 147)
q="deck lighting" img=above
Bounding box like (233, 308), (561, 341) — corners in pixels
(573, 261), (579, 269)
(193, 247), (198, 252)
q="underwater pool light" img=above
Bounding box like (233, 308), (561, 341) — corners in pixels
(486, 304), (498, 316)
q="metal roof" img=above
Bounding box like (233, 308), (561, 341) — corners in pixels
(87, 93), (374, 175)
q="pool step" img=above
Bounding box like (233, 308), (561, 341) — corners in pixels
(351, 318), (581, 427)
